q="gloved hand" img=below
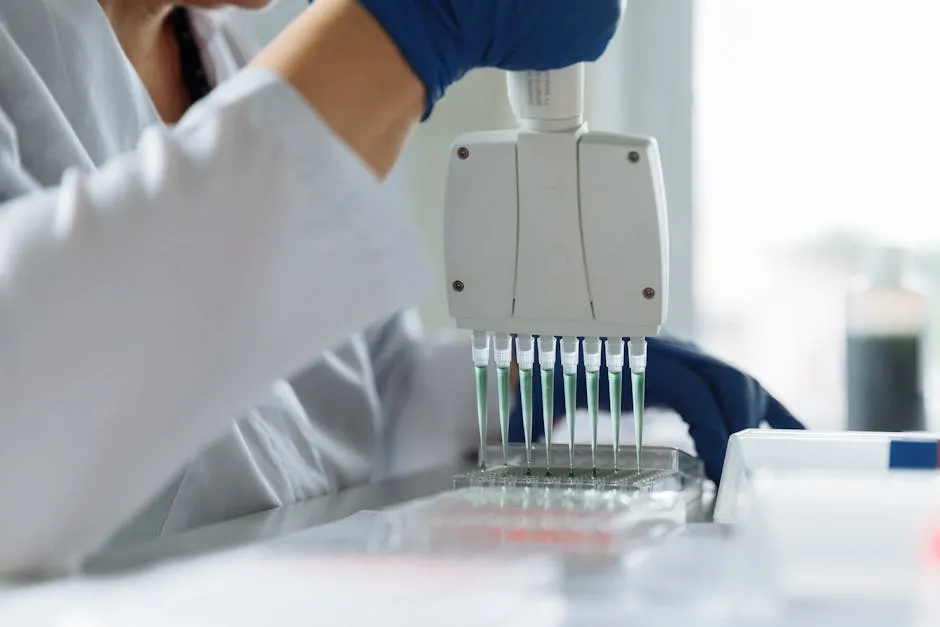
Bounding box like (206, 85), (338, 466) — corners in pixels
(509, 335), (805, 483)
(353, 0), (623, 118)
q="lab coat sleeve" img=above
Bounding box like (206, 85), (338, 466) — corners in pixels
(0, 69), (430, 577)
(369, 310), (500, 477)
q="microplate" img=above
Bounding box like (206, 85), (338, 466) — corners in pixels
(456, 443), (704, 495)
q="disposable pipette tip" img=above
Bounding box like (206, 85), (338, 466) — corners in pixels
(606, 338), (625, 474)
(586, 369), (600, 474)
(584, 338), (601, 480)
(608, 370), (623, 473)
(494, 333), (512, 466)
(628, 338), (648, 473)
(471, 332), (490, 471)
(475, 364), (488, 469)
(633, 370), (645, 470)
(538, 336), (557, 476)
(516, 335), (535, 473)
(496, 366), (511, 466)
(563, 370), (578, 476)
(560, 337), (579, 475)
(541, 366), (554, 476)
(520, 367), (534, 472)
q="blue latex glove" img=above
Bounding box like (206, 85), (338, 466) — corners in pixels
(353, 0), (623, 118)
(508, 336), (805, 483)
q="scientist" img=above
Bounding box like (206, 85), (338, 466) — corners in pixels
(0, 0), (801, 577)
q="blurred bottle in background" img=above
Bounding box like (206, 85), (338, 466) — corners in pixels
(845, 247), (927, 432)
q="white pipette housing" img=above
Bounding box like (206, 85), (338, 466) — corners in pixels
(443, 63), (669, 341)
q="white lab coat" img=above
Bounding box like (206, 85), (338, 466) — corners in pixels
(0, 2), (491, 576)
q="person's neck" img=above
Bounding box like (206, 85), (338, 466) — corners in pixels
(99, 1), (190, 123)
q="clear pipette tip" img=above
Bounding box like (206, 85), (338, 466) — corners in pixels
(605, 338), (625, 472)
(516, 335), (535, 473)
(628, 338), (648, 471)
(494, 333), (512, 465)
(583, 338), (602, 476)
(471, 331), (490, 470)
(537, 336), (557, 475)
(560, 337), (580, 476)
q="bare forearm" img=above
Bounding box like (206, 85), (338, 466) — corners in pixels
(251, 0), (424, 177)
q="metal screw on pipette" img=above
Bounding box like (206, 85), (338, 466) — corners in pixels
(457, 147), (470, 160)
(628, 151), (641, 164)
(453, 280), (465, 293)
(643, 287), (656, 300)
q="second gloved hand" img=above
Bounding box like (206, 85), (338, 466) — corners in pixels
(509, 335), (805, 484)
(353, 0), (623, 118)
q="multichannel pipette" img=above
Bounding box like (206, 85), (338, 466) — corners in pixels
(444, 61), (669, 476)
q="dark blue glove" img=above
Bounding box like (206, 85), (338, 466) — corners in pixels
(354, 0), (623, 118)
(509, 336), (805, 483)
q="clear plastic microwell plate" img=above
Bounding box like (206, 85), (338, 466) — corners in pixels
(457, 444), (704, 494)
(370, 487), (687, 556)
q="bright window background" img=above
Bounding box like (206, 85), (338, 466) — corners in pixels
(696, 0), (940, 430)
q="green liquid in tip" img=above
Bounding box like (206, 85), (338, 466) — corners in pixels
(609, 370), (622, 471)
(520, 368), (534, 469)
(563, 372), (577, 474)
(496, 366), (511, 465)
(474, 364), (488, 470)
(541, 367), (555, 474)
(586, 370), (600, 472)
(632, 370), (646, 470)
